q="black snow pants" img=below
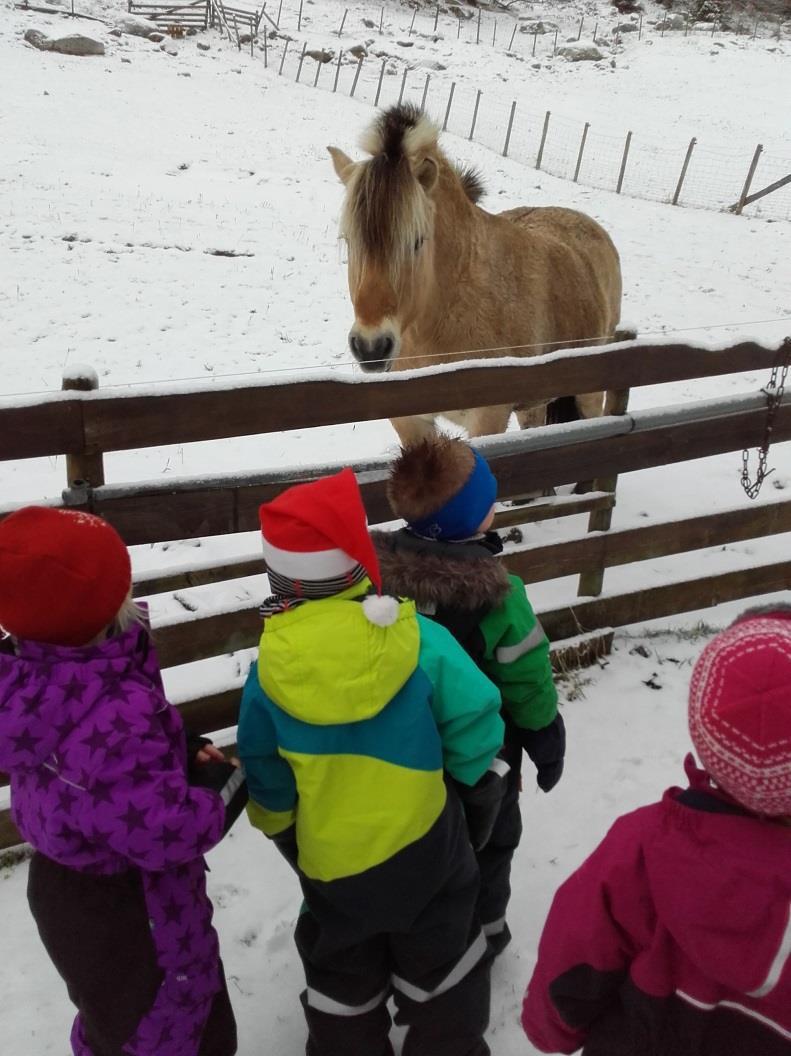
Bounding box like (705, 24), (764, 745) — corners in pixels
(27, 852), (237, 1056)
(475, 724), (523, 954)
(293, 796), (492, 1056)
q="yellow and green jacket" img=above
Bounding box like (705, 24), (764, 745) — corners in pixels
(238, 579), (504, 883)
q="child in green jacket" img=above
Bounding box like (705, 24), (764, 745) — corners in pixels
(372, 436), (565, 955)
(238, 468), (505, 1056)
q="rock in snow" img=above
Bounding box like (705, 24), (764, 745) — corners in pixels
(557, 41), (604, 61)
(24, 29), (105, 56)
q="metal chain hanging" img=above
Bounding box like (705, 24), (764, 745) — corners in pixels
(740, 337), (791, 500)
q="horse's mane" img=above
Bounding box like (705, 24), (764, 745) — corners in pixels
(342, 104), (484, 281)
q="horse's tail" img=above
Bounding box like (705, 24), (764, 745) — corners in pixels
(545, 395), (580, 426)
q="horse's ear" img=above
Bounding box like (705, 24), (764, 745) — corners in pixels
(327, 146), (356, 185)
(415, 156), (439, 195)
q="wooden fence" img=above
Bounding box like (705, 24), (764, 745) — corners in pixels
(1, 337), (790, 849)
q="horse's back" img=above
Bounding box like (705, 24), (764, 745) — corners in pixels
(498, 205), (621, 332)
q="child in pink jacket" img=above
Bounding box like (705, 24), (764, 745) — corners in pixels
(522, 605), (791, 1056)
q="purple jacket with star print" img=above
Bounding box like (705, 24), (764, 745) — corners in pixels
(0, 622), (229, 1056)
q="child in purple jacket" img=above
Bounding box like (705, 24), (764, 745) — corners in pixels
(522, 606), (791, 1056)
(0, 506), (244, 1056)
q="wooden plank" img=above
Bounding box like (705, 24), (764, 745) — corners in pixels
(134, 556), (265, 598)
(2, 340), (786, 462)
(506, 498), (791, 584)
(81, 400), (791, 546)
(153, 607), (262, 669)
(493, 492), (614, 530)
(68, 341), (791, 456)
(0, 400), (84, 461)
(742, 172), (791, 208)
(539, 559), (791, 642)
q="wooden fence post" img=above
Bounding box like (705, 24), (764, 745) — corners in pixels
(408, 9), (416, 35)
(333, 49), (343, 92)
(278, 37), (289, 75)
(536, 110), (551, 169)
(577, 388), (631, 597)
(297, 0), (302, 32)
(502, 100), (517, 157)
(338, 8), (348, 37)
(532, 28), (537, 54)
(577, 15), (584, 39)
(574, 122), (590, 182)
(374, 56), (386, 106)
(434, 1), (439, 32)
(508, 22), (517, 50)
(421, 72), (431, 112)
(350, 54), (363, 97)
(468, 89), (482, 141)
(62, 368), (105, 490)
(672, 137), (696, 205)
(476, 8), (481, 43)
(735, 144), (763, 214)
(616, 130), (632, 193)
(443, 81), (455, 130)
(295, 40), (307, 81)
(275, 0), (281, 27)
(398, 65), (408, 105)
(313, 54), (322, 87)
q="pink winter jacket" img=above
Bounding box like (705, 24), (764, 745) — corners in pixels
(522, 756), (791, 1056)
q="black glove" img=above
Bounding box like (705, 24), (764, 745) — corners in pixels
(188, 760), (249, 835)
(185, 733), (213, 776)
(455, 759), (510, 852)
(519, 713), (566, 793)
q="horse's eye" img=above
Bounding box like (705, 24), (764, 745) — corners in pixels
(414, 236), (425, 253)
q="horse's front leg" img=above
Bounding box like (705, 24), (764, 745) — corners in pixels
(389, 413), (439, 447)
(464, 405), (513, 439)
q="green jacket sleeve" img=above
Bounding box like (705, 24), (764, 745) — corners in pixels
(416, 614), (504, 787)
(237, 662), (297, 836)
(479, 575), (558, 731)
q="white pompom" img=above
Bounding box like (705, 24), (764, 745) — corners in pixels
(362, 594), (400, 627)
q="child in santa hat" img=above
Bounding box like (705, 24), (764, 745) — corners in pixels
(0, 506), (245, 1056)
(238, 467), (505, 1056)
(371, 435), (564, 956)
(523, 606), (791, 1056)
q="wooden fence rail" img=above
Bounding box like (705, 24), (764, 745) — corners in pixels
(1, 340), (786, 463)
(1, 337), (789, 849)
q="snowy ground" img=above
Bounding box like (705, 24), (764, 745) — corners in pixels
(1, 0), (791, 1052)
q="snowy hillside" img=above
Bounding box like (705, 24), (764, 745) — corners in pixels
(1, 0), (790, 1052)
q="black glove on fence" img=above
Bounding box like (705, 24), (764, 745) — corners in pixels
(519, 712), (566, 793)
(189, 760), (249, 835)
(456, 758), (511, 852)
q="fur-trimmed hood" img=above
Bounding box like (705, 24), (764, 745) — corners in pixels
(371, 528), (511, 614)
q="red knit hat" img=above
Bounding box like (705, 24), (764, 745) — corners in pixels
(260, 468), (382, 592)
(0, 506), (132, 646)
(688, 609), (791, 816)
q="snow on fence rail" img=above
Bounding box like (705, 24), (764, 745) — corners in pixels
(1, 337), (790, 849)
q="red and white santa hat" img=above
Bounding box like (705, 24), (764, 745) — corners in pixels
(259, 468), (398, 625)
(688, 608), (791, 816)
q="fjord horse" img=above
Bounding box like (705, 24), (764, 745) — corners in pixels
(328, 104), (624, 445)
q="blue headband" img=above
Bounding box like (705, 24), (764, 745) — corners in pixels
(409, 449), (497, 541)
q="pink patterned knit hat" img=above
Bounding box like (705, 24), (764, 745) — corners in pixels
(688, 608), (791, 816)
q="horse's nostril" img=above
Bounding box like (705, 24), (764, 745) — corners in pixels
(349, 335), (362, 357)
(374, 335), (394, 359)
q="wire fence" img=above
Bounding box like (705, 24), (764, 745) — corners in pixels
(250, 29), (789, 221)
(157, 0), (785, 221)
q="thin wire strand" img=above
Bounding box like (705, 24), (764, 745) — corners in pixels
(4, 316), (790, 400)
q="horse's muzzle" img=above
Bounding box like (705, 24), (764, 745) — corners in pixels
(349, 333), (395, 372)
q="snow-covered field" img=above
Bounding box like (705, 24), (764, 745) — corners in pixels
(1, 0), (791, 1052)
